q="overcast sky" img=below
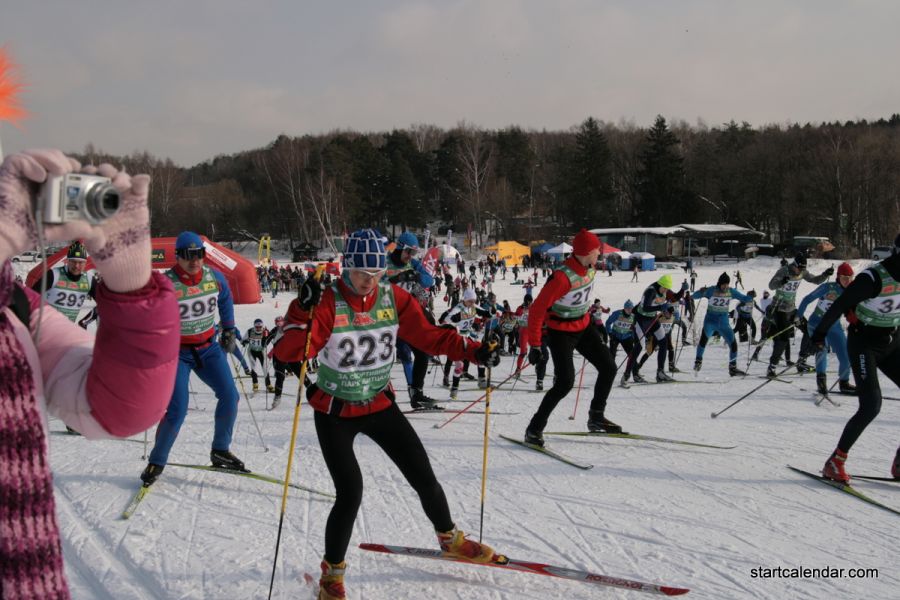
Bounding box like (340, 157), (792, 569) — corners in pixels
(1, 1), (897, 166)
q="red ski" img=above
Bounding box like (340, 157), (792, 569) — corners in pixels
(359, 543), (689, 595)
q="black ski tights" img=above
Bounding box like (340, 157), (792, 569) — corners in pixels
(837, 325), (900, 453)
(315, 404), (454, 563)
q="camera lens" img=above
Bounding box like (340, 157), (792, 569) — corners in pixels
(84, 183), (120, 223)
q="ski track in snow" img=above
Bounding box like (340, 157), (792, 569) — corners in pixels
(27, 256), (900, 599)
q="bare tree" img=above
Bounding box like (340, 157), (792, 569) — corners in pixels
(454, 122), (494, 248)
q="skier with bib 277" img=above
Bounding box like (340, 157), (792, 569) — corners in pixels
(273, 229), (501, 600)
(692, 272), (753, 376)
(812, 236), (900, 483)
(523, 229), (620, 447)
(796, 262), (856, 396)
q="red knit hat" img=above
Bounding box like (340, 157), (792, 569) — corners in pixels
(572, 229), (601, 256)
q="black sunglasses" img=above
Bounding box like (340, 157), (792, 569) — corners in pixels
(176, 247), (206, 260)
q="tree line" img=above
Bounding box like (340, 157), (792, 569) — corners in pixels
(72, 114), (900, 256)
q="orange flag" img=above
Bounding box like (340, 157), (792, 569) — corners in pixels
(0, 47), (27, 125)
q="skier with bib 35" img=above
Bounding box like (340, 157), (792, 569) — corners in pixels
(765, 252), (832, 377)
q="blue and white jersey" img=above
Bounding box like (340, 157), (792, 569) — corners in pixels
(692, 286), (752, 317)
(606, 309), (636, 340)
(797, 281), (844, 321)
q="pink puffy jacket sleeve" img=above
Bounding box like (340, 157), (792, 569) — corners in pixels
(23, 271), (180, 438)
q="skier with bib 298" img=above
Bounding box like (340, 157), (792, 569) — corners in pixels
(140, 231), (246, 485)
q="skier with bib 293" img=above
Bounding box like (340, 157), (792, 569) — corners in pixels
(32, 240), (97, 324)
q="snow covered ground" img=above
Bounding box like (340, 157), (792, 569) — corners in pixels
(21, 255), (898, 599)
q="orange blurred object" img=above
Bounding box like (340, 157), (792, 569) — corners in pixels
(0, 47), (27, 125)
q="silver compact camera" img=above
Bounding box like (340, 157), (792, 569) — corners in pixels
(38, 173), (120, 224)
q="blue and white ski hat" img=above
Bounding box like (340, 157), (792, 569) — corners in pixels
(624, 299), (634, 309)
(343, 229), (387, 271)
(253, 318), (264, 326)
(396, 231), (419, 250)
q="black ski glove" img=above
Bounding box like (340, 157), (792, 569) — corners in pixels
(389, 269), (418, 284)
(474, 340), (501, 367)
(528, 347), (543, 365)
(219, 328), (237, 353)
(822, 266), (835, 278)
(298, 277), (322, 310)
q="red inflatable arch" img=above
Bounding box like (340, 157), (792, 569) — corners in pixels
(26, 236), (261, 305)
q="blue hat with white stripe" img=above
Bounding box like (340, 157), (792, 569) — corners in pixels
(397, 231), (419, 250)
(343, 229), (387, 270)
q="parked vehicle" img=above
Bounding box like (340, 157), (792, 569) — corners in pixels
(872, 246), (893, 260)
(12, 250), (40, 262)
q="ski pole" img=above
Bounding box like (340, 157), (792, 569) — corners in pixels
(478, 340), (498, 542)
(229, 354), (268, 452)
(268, 265), (324, 600)
(568, 357), (588, 420)
(142, 429), (148, 461)
(189, 377), (201, 411)
(744, 321), (796, 371)
(710, 363), (794, 418)
(432, 363), (532, 430)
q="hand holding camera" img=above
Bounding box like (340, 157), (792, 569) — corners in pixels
(0, 150), (152, 292)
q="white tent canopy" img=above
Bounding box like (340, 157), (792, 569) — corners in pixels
(437, 244), (461, 264)
(547, 242), (573, 255)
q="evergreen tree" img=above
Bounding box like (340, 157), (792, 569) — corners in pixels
(556, 117), (613, 227)
(636, 115), (694, 225)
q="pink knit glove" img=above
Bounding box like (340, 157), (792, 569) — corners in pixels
(0, 149), (79, 263)
(0, 150), (152, 293)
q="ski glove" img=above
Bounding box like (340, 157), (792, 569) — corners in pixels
(298, 276), (322, 310)
(219, 327), (238, 353)
(528, 347), (543, 365)
(0, 150), (153, 292)
(822, 266), (835, 278)
(474, 339), (501, 367)
(811, 332), (826, 350)
(390, 269), (418, 284)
